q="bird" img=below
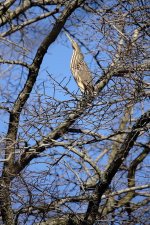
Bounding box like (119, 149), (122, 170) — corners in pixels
(65, 32), (94, 95)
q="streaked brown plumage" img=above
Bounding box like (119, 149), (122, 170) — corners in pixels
(65, 32), (94, 95)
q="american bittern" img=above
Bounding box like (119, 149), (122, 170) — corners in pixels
(65, 32), (94, 95)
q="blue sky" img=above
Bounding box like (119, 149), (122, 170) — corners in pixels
(41, 37), (77, 95)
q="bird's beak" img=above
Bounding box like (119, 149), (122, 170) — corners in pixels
(64, 31), (74, 44)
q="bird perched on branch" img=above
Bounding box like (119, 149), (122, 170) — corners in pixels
(65, 32), (94, 95)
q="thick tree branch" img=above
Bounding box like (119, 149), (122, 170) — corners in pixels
(83, 110), (150, 225)
(1, 8), (59, 37)
(0, 0), (68, 26)
(0, 1), (85, 224)
(0, 0), (15, 16)
(4, 0), (84, 170)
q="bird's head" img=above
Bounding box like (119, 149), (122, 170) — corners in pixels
(65, 31), (79, 51)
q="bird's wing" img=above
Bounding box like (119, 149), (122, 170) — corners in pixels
(78, 61), (94, 93)
(73, 70), (85, 93)
(71, 53), (94, 94)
